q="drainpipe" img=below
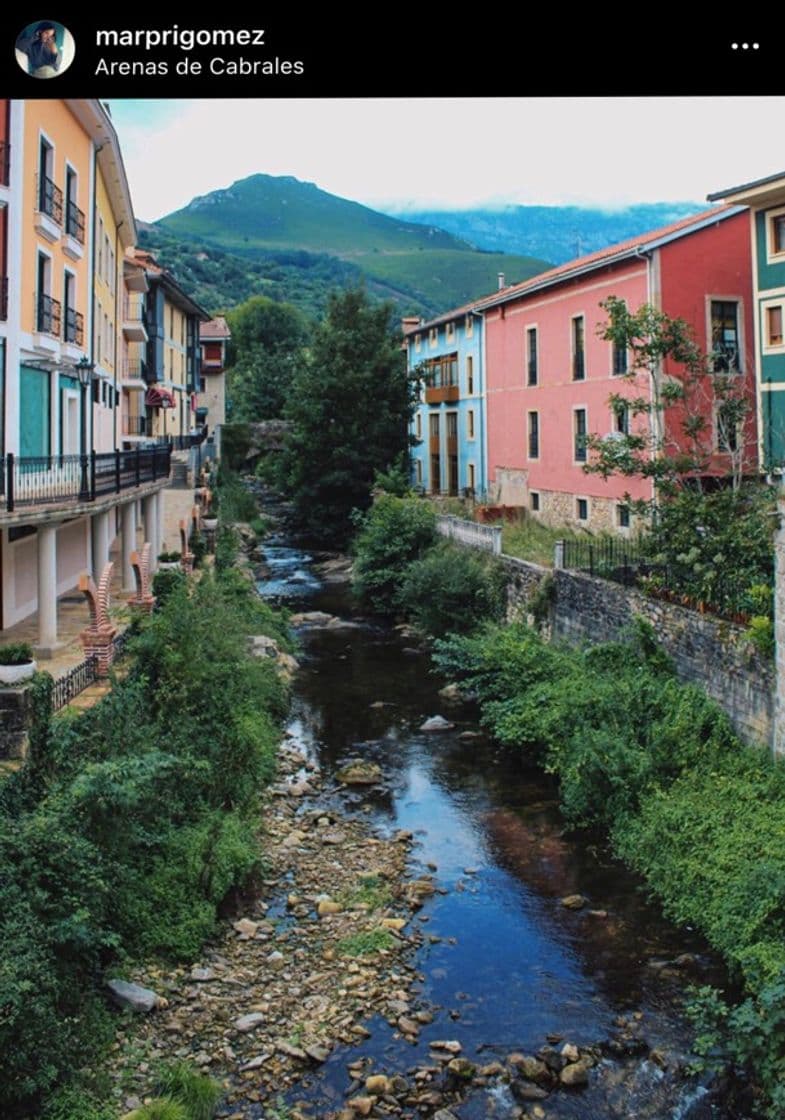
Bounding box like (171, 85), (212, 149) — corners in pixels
(89, 144), (101, 458)
(635, 245), (660, 505)
(114, 220), (122, 451)
(476, 309), (488, 502)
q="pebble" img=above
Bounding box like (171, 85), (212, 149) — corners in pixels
(560, 894), (587, 910)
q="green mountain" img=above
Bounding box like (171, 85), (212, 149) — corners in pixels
(155, 174), (551, 316)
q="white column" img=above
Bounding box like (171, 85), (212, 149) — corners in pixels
(121, 501), (137, 591)
(91, 510), (110, 580)
(155, 490), (165, 560)
(37, 524), (58, 654)
(143, 493), (158, 569)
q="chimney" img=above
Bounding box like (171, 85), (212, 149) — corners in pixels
(497, 272), (505, 290)
(401, 316), (421, 335)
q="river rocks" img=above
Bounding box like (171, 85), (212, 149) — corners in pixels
(380, 917), (406, 931)
(438, 683), (464, 703)
(336, 760), (383, 785)
(347, 1096), (375, 1115)
(234, 1012), (266, 1032)
(431, 1039), (462, 1054)
(509, 1054), (550, 1083)
(560, 893), (587, 909)
(420, 715), (455, 731)
(233, 918), (258, 937)
(561, 1042), (580, 1062)
(365, 1074), (391, 1094)
(305, 1043), (331, 1063)
(317, 899), (342, 916)
(560, 1059), (591, 1087)
(107, 979), (164, 1013)
(239, 1053), (269, 1070)
(447, 1057), (475, 1079)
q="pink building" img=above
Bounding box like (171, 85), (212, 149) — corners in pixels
(480, 206), (755, 533)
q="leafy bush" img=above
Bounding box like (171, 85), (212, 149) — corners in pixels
(0, 553), (290, 1114)
(216, 464), (257, 523)
(152, 567), (187, 604)
(127, 1101), (189, 1120)
(352, 494), (437, 614)
(397, 542), (505, 637)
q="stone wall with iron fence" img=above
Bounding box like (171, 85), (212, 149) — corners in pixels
(440, 513), (775, 748)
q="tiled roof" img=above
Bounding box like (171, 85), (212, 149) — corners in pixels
(476, 204), (743, 311)
(200, 316), (231, 339)
(403, 295), (490, 335)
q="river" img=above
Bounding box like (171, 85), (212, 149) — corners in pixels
(255, 531), (734, 1120)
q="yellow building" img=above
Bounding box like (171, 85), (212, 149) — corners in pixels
(0, 99), (171, 649)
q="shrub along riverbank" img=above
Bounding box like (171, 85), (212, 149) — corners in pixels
(0, 561), (291, 1118)
(352, 493), (785, 1118)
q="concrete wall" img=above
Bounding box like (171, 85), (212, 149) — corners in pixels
(502, 553), (773, 748)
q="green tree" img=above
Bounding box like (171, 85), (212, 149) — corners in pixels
(584, 295), (754, 500)
(278, 287), (418, 545)
(225, 296), (310, 420)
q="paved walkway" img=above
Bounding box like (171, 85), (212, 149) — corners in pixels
(0, 481), (197, 683)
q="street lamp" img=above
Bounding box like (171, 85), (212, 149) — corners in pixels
(75, 356), (95, 500)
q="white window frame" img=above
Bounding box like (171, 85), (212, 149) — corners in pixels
(575, 496), (590, 522)
(527, 409), (540, 460)
(573, 405), (589, 465)
(445, 321), (455, 343)
(465, 314), (474, 339)
(429, 327), (438, 348)
(526, 324), (539, 386)
(706, 295), (745, 375)
(467, 409), (475, 440)
(762, 297), (785, 354)
(767, 205), (785, 263)
(530, 490), (540, 512)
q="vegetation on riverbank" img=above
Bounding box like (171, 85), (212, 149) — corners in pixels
(352, 494), (505, 635)
(0, 559), (291, 1117)
(351, 493), (785, 1116)
(433, 621), (785, 1116)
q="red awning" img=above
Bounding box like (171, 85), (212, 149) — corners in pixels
(145, 386), (177, 409)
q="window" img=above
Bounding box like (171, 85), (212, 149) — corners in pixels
(467, 410), (475, 439)
(199, 376), (206, 393)
(429, 327), (438, 347)
(771, 212), (785, 257)
(415, 333), (421, 353)
(574, 408), (587, 461)
(528, 410), (539, 459)
(711, 300), (741, 372)
(415, 459), (423, 485)
(527, 327), (538, 386)
(468, 463), (476, 492)
(465, 314), (474, 339)
(466, 355), (474, 395)
(612, 339), (628, 375)
(446, 321), (455, 343)
(415, 412), (422, 440)
(765, 303), (784, 348)
(530, 491), (540, 512)
(576, 498), (588, 521)
(617, 504), (630, 529)
(572, 315), (585, 380)
(614, 402), (629, 434)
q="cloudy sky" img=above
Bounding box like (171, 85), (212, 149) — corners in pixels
(109, 97), (785, 223)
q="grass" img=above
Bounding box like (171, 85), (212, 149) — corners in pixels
(500, 516), (590, 567)
(337, 928), (396, 957)
(339, 873), (392, 912)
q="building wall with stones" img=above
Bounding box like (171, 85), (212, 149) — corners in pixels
(502, 553), (774, 748)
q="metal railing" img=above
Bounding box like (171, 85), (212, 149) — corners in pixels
(123, 295), (147, 324)
(436, 514), (502, 555)
(123, 415), (148, 436)
(123, 358), (147, 381)
(36, 292), (61, 336)
(64, 307), (84, 346)
(52, 656), (97, 712)
(0, 445), (171, 513)
(65, 200), (86, 244)
(558, 536), (765, 622)
(38, 174), (63, 224)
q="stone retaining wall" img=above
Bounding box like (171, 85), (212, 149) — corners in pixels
(502, 553), (773, 748)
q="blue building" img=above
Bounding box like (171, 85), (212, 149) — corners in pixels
(404, 301), (486, 498)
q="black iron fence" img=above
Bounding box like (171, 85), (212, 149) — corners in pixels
(0, 445), (171, 513)
(560, 537), (763, 622)
(65, 199), (86, 244)
(51, 656), (97, 712)
(38, 174), (63, 224)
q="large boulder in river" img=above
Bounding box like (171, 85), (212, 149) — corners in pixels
(420, 715), (455, 732)
(336, 760), (383, 785)
(107, 979), (165, 1013)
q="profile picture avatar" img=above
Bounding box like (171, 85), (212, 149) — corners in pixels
(15, 21), (75, 78)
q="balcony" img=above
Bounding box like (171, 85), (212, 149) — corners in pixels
(35, 293), (61, 345)
(63, 307), (84, 347)
(122, 358), (147, 387)
(122, 295), (148, 343)
(425, 384), (460, 404)
(0, 141), (9, 188)
(0, 446), (172, 519)
(35, 175), (63, 242)
(63, 200), (86, 261)
(122, 414), (148, 437)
